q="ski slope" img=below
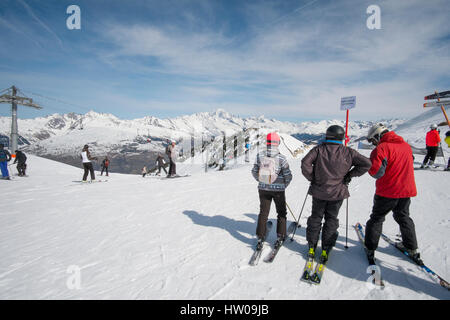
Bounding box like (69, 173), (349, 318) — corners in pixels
(0, 147), (448, 300)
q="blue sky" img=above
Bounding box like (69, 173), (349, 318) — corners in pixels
(0, 0), (449, 122)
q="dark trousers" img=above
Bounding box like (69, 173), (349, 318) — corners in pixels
(158, 165), (167, 174)
(0, 161), (9, 178)
(256, 190), (287, 239)
(17, 162), (26, 176)
(423, 146), (438, 165)
(365, 195), (418, 251)
(82, 162), (95, 181)
(168, 160), (176, 176)
(101, 166), (109, 176)
(306, 197), (343, 249)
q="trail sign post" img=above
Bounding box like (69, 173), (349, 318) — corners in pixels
(340, 96), (356, 146)
(423, 90), (450, 128)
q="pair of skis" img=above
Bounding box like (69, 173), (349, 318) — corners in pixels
(300, 249), (330, 285)
(249, 221), (296, 266)
(355, 222), (450, 291)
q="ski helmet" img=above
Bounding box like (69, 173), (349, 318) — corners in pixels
(446, 130), (450, 137)
(367, 123), (389, 144)
(325, 125), (345, 141)
(266, 132), (280, 146)
(430, 123), (438, 129)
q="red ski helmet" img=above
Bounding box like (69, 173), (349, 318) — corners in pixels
(266, 132), (280, 146)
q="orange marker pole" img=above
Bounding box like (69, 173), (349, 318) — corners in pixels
(345, 109), (350, 146)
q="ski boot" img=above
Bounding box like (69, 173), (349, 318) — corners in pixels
(397, 243), (424, 265)
(319, 248), (330, 264)
(256, 238), (264, 251)
(274, 234), (286, 249)
(307, 245), (315, 259)
(405, 248), (424, 265)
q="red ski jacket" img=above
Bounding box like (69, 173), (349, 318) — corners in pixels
(425, 130), (441, 147)
(369, 131), (417, 198)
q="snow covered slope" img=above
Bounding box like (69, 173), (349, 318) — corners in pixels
(0, 149), (448, 300)
(395, 106), (450, 146)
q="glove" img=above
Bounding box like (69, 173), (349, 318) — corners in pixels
(343, 173), (352, 186)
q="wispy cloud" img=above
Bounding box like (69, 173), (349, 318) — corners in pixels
(17, 0), (63, 48)
(94, 0), (449, 119)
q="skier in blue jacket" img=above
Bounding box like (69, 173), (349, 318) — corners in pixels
(0, 143), (12, 180)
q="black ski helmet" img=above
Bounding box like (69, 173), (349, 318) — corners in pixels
(325, 125), (345, 141)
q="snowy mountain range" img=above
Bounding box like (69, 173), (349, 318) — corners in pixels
(0, 109), (409, 174)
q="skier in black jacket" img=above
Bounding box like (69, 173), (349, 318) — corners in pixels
(156, 153), (167, 175)
(13, 150), (27, 176)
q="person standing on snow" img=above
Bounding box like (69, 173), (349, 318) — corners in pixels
(81, 145), (98, 182)
(421, 124), (441, 168)
(101, 156), (110, 176)
(252, 132), (292, 249)
(166, 141), (177, 177)
(0, 143), (11, 180)
(301, 125), (371, 262)
(13, 150), (27, 176)
(364, 123), (422, 263)
(155, 153), (167, 175)
(142, 166), (148, 178)
(445, 131), (450, 171)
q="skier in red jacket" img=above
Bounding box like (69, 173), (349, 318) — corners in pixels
(364, 123), (422, 263)
(421, 124), (441, 168)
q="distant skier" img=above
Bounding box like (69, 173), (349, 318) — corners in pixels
(0, 143), (11, 180)
(252, 132), (292, 249)
(142, 166), (148, 178)
(101, 157), (110, 176)
(364, 123), (422, 263)
(245, 142), (251, 163)
(80, 145), (98, 182)
(421, 124), (441, 168)
(166, 141), (177, 177)
(13, 150), (27, 176)
(155, 153), (167, 175)
(301, 125), (371, 261)
(445, 131), (450, 171)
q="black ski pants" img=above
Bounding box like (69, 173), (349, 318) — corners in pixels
(168, 160), (176, 176)
(423, 146), (439, 165)
(82, 162), (95, 181)
(256, 190), (287, 239)
(16, 162), (26, 176)
(306, 197), (343, 250)
(365, 195), (418, 251)
(101, 166), (109, 176)
(158, 164), (167, 174)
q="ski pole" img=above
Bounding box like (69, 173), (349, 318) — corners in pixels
(286, 202), (296, 221)
(345, 198), (349, 249)
(290, 191), (309, 242)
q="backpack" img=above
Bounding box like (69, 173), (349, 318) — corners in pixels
(165, 145), (171, 155)
(104, 160), (109, 167)
(0, 149), (9, 161)
(258, 156), (279, 184)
